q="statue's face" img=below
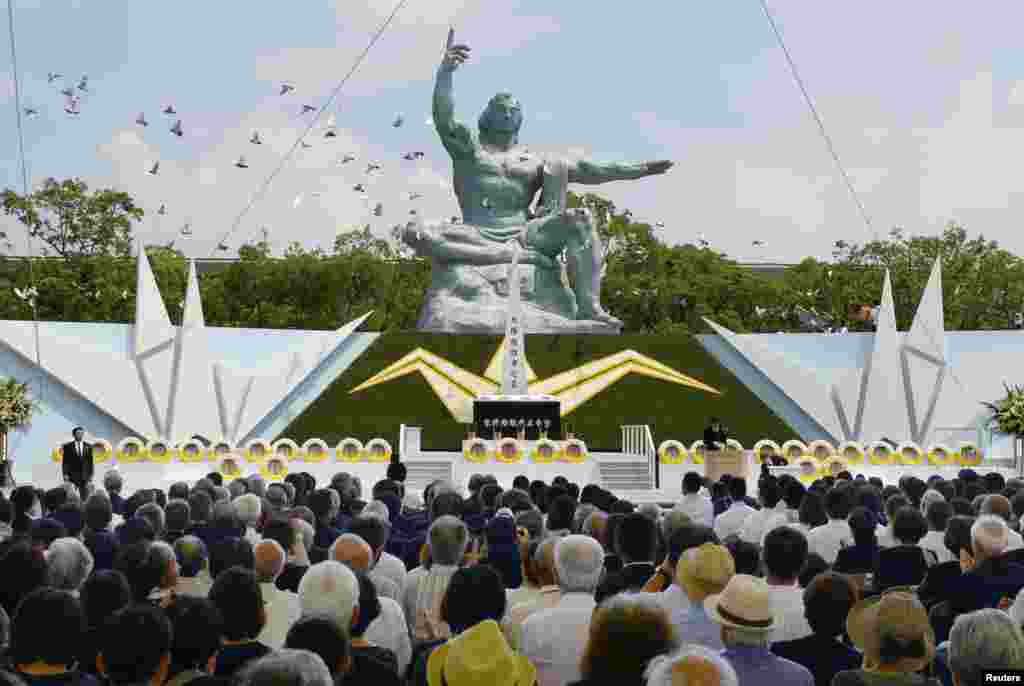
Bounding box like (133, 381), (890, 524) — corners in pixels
(480, 94), (522, 135)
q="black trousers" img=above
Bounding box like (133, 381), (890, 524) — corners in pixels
(68, 477), (91, 498)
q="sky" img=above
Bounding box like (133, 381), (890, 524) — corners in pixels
(2, 1), (1024, 263)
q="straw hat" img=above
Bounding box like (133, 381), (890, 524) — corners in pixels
(677, 543), (735, 596)
(846, 591), (932, 654)
(703, 574), (777, 632)
(427, 619), (536, 686)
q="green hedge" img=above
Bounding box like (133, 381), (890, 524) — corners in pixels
(279, 333), (799, 452)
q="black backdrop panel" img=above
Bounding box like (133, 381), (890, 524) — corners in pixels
(474, 400), (561, 440)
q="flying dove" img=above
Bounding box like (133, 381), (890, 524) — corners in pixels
(0, 232), (6, 239)
(163, 104), (176, 115)
(323, 114), (338, 138)
(481, 197), (491, 209)
(170, 120), (183, 136)
(373, 203), (383, 216)
(165, 241), (175, 251)
(60, 87), (74, 97)
(450, 216), (461, 224)
(408, 192), (422, 200)
(47, 72), (62, 83)
(136, 112), (148, 126)
(76, 75), (88, 91)
(301, 104), (316, 114)
(752, 240), (764, 246)
(216, 242), (229, 251)
(365, 162), (381, 174)
(353, 184), (366, 193)
(338, 154), (356, 165)
(655, 222), (665, 229)
(425, 117), (434, 127)
(324, 127), (338, 138)
(402, 151), (425, 161)
(392, 113), (404, 127)
(300, 141), (312, 149)
(157, 204), (167, 215)
(146, 161), (160, 176)
(518, 154), (532, 161)
(23, 107), (38, 118)
(409, 209), (418, 215)
(250, 131), (262, 145)
(234, 156), (248, 169)
(181, 223), (192, 236)
(293, 194), (303, 208)
(279, 84), (294, 95)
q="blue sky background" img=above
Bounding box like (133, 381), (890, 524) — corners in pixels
(2, 1), (1024, 262)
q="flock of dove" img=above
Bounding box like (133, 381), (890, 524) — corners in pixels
(23, 74), (438, 254)
(19, 74), (769, 257)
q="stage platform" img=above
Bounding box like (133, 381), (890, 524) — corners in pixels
(27, 448), (1019, 509)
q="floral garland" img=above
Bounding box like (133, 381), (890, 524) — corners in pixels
(531, 438), (559, 464)
(336, 438), (364, 463)
(0, 377), (38, 434)
(365, 438), (392, 463)
(927, 443), (957, 466)
(658, 440), (686, 465)
(463, 438), (490, 464)
(560, 439), (588, 464)
(495, 438), (524, 464)
(984, 382), (1024, 436)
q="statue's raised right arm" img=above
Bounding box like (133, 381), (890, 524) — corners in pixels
(433, 29), (475, 159)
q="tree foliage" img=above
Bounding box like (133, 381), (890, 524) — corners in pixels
(1, 180), (1021, 334)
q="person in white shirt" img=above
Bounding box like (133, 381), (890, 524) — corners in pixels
(762, 526), (813, 643)
(173, 536), (212, 597)
(979, 494), (1024, 551)
(348, 515), (406, 601)
(738, 479), (790, 547)
(402, 515), (466, 646)
(253, 539), (300, 648)
(806, 488), (854, 564)
(921, 499), (955, 564)
(675, 472), (714, 528)
(233, 494), (262, 546)
(876, 493), (909, 548)
(714, 478), (756, 541)
(503, 537), (560, 650)
(519, 535), (603, 686)
(330, 533), (400, 602)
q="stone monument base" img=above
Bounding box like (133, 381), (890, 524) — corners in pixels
(417, 294), (621, 334)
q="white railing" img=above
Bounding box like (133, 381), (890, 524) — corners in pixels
(617, 424), (656, 490)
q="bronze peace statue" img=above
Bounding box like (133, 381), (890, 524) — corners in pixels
(404, 29), (673, 333)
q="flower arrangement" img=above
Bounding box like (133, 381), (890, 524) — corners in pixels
(0, 378), (38, 433)
(984, 383), (1024, 436)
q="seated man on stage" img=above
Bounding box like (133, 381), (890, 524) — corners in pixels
(704, 418), (727, 452)
(403, 30), (673, 328)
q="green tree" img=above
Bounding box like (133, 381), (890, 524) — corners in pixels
(1, 177), (143, 259)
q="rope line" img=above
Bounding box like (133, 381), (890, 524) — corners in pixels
(757, 0), (879, 244)
(210, 0), (412, 256)
(6, 0), (44, 395)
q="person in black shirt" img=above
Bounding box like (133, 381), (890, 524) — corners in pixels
(99, 604), (173, 686)
(703, 417), (727, 451)
(207, 568), (271, 678)
(285, 616), (351, 677)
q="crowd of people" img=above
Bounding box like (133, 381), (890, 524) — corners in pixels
(0, 461), (1022, 685)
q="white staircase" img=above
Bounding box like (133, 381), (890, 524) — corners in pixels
(598, 425), (656, 491)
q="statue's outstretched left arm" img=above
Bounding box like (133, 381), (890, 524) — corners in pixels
(568, 158), (673, 184)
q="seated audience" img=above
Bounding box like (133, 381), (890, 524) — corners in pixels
(232, 651), (333, 686)
(10, 588), (100, 686)
(714, 478), (756, 541)
(806, 487), (853, 564)
(595, 512), (658, 603)
(520, 535), (603, 686)
(948, 515), (1024, 617)
(46, 537), (94, 593)
(504, 537), (560, 650)
(253, 540), (300, 649)
(79, 570), (132, 675)
(207, 567), (271, 677)
(163, 596), (225, 686)
(738, 478), (788, 546)
(839, 591), (938, 686)
(707, 574), (814, 685)
(98, 604), (173, 686)
(410, 565), (507, 686)
(569, 593), (677, 686)
(665, 543), (734, 650)
(877, 493), (910, 548)
(941, 608), (1024, 686)
(284, 617), (351, 679)
(771, 573), (860, 686)
(921, 499), (954, 564)
(676, 472), (713, 528)
(725, 538), (761, 577)
(163, 499), (191, 545)
(402, 515), (467, 645)
(798, 553), (829, 588)
(424, 619), (534, 686)
(762, 526), (813, 642)
(874, 506), (936, 591)
(260, 517), (308, 592)
(173, 536), (211, 596)
(644, 644), (739, 686)
(918, 515), (973, 609)
(833, 507), (880, 575)
(347, 573), (402, 685)
(979, 494), (1024, 550)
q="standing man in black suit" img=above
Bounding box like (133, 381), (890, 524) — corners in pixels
(62, 426), (94, 498)
(704, 417), (728, 452)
